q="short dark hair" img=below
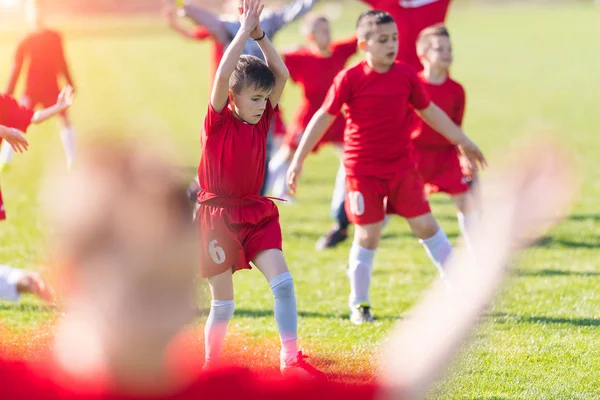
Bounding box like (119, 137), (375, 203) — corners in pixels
(229, 55), (276, 94)
(356, 10), (396, 41)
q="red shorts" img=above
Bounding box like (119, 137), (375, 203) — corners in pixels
(284, 116), (345, 152)
(0, 189), (6, 221)
(413, 146), (469, 196)
(196, 199), (282, 278)
(345, 168), (431, 225)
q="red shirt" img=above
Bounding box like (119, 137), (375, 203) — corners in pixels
(284, 37), (357, 136)
(6, 29), (73, 98)
(361, 0), (451, 70)
(411, 72), (465, 148)
(0, 94), (34, 146)
(322, 61), (431, 178)
(192, 26), (225, 86)
(198, 101), (277, 198)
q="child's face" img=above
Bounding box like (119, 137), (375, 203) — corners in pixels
(423, 36), (453, 70)
(231, 85), (272, 125)
(363, 23), (399, 67)
(309, 19), (331, 50)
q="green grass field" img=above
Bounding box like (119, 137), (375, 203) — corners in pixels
(1, 2), (599, 398)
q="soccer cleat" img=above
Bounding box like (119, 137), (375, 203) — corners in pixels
(350, 303), (374, 325)
(315, 226), (348, 251)
(280, 351), (327, 380)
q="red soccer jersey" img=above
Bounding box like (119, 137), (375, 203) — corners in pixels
(361, 0), (451, 70)
(321, 60), (431, 178)
(0, 94), (35, 142)
(198, 101), (277, 198)
(411, 72), (465, 147)
(192, 26), (225, 86)
(284, 37), (357, 137)
(6, 29), (73, 99)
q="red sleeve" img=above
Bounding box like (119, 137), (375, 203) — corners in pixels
(192, 26), (211, 40)
(203, 102), (230, 137)
(408, 70), (431, 111)
(332, 36), (358, 62)
(283, 51), (304, 83)
(0, 94), (34, 132)
(453, 84), (466, 126)
(360, 0), (381, 7)
(321, 70), (351, 116)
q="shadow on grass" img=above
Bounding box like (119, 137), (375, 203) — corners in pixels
(0, 303), (56, 313)
(488, 312), (600, 327)
(516, 269), (600, 277)
(197, 308), (399, 322)
(532, 235), (600, 249)
(568, 214), (600, 222)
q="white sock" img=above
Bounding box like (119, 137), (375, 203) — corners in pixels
(60, 126), (76, 169)
(266, 152), (290, 197)
(348, 243), (377, 308)
(457, 211), (475, 251)
(270, 272), (299, 365)
(0, 141), (14, 165)
(204, 299), (234, 367)
(420, 228), (453, 278)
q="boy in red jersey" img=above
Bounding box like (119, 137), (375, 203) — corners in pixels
(319, 0), (453, 250)
(266, 14), (357, 200)
(360, 0), (451, 71)
(2, 0), (76, 170)
(287, 10), (486, 325)
(411, 25), (475, 248)
(196, 0), (323, 377)
(0, 87), (73, 220)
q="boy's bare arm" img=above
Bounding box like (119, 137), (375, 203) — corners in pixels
(255, 29), (289, 107)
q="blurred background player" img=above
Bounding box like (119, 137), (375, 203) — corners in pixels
(265, 14), (357, 203)
(319, 0), (453, 250)
(411, 25), (475, 249)
(174, 0), (316, 196)
(287, 11), (486, 325)
(1, 0), (77, 171)
(0, 87), (74, 221)
(195, 0), (322, 377)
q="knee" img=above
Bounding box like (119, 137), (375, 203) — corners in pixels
(270, 272), (295, 299)
(412, 217), (440, 240)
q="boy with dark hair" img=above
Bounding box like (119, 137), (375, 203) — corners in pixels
(196, 0), (323, 377)
(288, 10), (485, 325)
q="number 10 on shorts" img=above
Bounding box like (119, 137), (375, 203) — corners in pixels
(348, 191), (365, 216)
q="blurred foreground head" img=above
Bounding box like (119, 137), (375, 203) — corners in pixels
(42, 139), (197, 393)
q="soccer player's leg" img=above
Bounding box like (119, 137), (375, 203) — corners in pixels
(428, 147), (475, 250)
(388, 169), (453, 278)
(204, 268), (235, 370)
(197, 206), (246, 369)
(345, 175), (386, 324)
(316, 159), (351, 250)
(250, 232), (325, 379)
(58, 110), (76, 170)
(266, 141), (295, 201)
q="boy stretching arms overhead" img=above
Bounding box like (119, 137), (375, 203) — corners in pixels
(196, 0), (323, 378)
(287, 10), (486, 325)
